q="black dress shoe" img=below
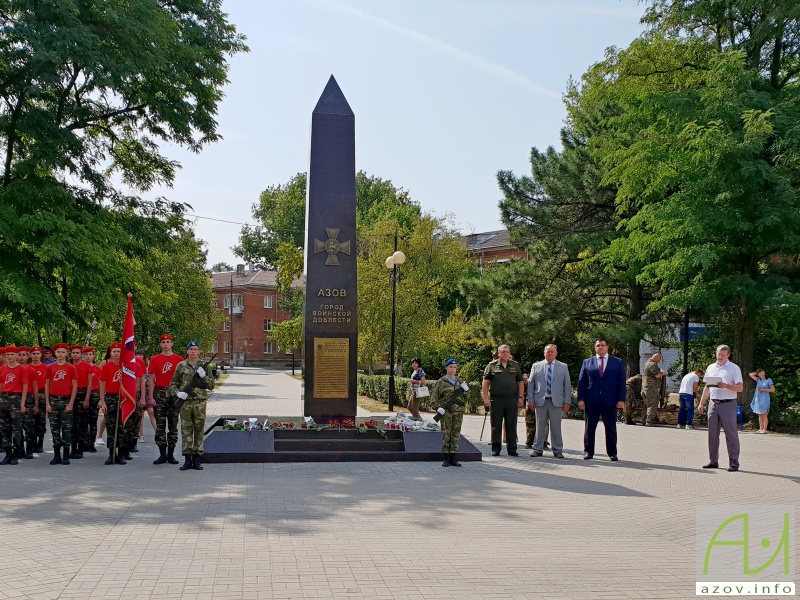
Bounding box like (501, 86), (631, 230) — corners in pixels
(530, 451), (543, 457)
(702, 462), (719, 469)
(491, 451), (500, 456)
(610, 456), (619, 462)
(727, 467), (739, 472)
(554, 452), (565, 458)
(583, 453), (593, 460)
(508, 452), (519, 457)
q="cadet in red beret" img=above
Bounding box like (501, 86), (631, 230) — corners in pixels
(27, 347), (48, 453)
(68, 345), (93, 460)
(45, 343), (78, 465)
(82, 347), (102, 452)
(0, 345), (28, 464)
(149, 334), (183, 465)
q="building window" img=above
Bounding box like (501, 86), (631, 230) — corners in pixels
(264, 341), (273, 354)
(223, 294), (243, 308)
(264, 295), (273, 309)
(223, 320), (230, 331)
(264, 319), (273, 332)
(223, 341), (230, 354)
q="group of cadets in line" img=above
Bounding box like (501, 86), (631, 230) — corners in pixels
(0, 334), (213, 470)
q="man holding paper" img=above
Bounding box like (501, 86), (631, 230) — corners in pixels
(698, 345), (743, 471)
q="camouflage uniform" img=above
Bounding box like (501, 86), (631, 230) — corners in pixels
(642, 360), (662, 426)
(430, 376), (466, 454)
(525, 407), (549, 447)
(0, 393), (24, 458)
(70, 388), (89, 457)
(171, 361), (214, 457)
(22, 393), (38, 454)
(85, 390), (101, 450)
(625, 375), (642, 424)
(154, 386), (180, 451)
(48, 395), (72, 449)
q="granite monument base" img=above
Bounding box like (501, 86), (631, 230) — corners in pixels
(202, 417), (482, 463)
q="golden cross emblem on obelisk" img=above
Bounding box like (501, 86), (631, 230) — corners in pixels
(314, 228), (351, 266)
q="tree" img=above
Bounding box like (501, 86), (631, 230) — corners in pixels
(0, 0), (247, 336)
(269, 242), (304, 355)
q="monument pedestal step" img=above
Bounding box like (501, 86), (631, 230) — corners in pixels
(202, 421), (482, 463)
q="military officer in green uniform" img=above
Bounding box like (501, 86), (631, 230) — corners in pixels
(482, 344), (524, 456)
(625, 374), (642, 425)
(171, 341), (214, 471)
(642, 354), (665, 426)
(430, 358), (467, 467)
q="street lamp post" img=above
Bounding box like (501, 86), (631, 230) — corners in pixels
(385, 243), (406, 412)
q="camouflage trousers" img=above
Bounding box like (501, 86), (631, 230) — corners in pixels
(125, 405), (142, 447)
(0, 394), (24, 452)
(85, 391), (100, 446)
(70, 389), (89, 448)
(525, 407), (550, 446)
(103, 395), (122, 449)
(440, 410), (463, 453)
(180, 398), (207, 456)
(48, 395), (73, 448)
(23, 393), (47, 444)
(643, 389), (660, 425)
(154, 389), (179, 449)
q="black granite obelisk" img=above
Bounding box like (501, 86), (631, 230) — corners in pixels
(303, 76), (357, 420)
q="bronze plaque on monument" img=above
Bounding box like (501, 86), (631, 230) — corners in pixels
(313, 337), (349, 398)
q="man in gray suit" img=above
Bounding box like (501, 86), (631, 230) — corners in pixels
(527, 344), (572, 458)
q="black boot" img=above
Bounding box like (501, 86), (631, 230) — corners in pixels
(25, 441), (34, 460)
(131, 441), (138, 452)
(192, 454), (203, 470)
(115, 448), (127, 465)
(105, 449), (114, 465)
(61, 444), (70, 465)
(123, 445), (133, 461)
(179, 455), (193, 471)
(9, 447), (19, 465)
(35, 436), (44, 454)
(0, 447), (11, 465)
(71, 442), (83, 459)
(167, 447), (179, 465)
(49, 446), (62, 465)
(442, 452), (450, 467)
(153, 445), (168, 465)
(85, 442), (97, 453)
(449, 453), (462, 467)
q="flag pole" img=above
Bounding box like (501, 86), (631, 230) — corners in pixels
(112, 397), (120, 464)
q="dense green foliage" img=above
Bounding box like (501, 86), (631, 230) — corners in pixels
(0, 0), (245, 348)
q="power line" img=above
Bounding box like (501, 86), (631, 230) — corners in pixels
(187, 214), (253, 226)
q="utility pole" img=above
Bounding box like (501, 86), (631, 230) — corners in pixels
(230, 274), (234, 369)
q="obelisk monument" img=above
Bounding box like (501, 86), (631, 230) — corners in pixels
(303, 76), (357, 420)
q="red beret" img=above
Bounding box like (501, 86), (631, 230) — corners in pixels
(30, 346), (42, 353)
(82, 346), (94, 352)
(69, 344), (83, 352)
(4, 345), (19, 353)
(109, 342), (123, 350)
(52, 343), (69, 351)
(18, 346), (29, 352)
(0, 346), (5, 353)
(160, 334), (173, 341)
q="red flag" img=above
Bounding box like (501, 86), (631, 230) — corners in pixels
(120, 293), (137, 424)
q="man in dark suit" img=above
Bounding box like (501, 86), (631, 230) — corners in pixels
(577, 338), (626, 461)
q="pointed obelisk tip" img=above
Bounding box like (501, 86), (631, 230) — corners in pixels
(313, 75), (354, 116)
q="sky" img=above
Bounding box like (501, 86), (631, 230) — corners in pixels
(147, 0), (647, 268)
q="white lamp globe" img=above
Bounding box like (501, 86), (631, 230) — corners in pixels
(392, 251), (406, 265)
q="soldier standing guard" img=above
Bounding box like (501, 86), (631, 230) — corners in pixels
(172, 341), (214, 471)
(482, 344), (525, 457)
(0, 346), (28, 465)
(45, 343), (78, 465)
(27, 347), (48, 454)
(149, 334), (183, 465)
(430, 358), (467, 467)
(98, 342), (127, 465)
(642, 354), (666, 426)
(82, 347), (102, 452)
(69, 345), (92, 460)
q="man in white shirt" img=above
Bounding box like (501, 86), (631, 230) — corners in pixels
(677, 368), (703, 429)
(698, 345), (743, 471)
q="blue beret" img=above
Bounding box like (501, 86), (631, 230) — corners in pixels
(444, 358), (458, 366)
(186, 341), (200, 349)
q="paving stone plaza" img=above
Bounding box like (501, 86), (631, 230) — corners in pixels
(1, 368), (797, 600)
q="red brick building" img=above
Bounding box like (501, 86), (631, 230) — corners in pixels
(462, 229), (528, 267)
(210, 266), (300, 367)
